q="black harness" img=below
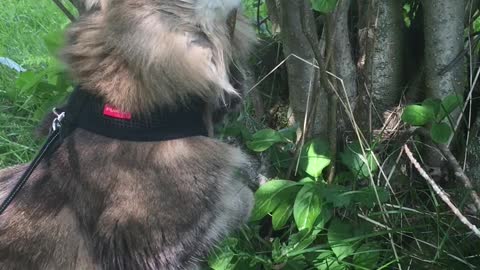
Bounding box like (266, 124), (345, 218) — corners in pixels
(0, 87), (208, 215)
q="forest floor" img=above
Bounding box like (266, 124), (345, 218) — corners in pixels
(0, 0), (71, 167)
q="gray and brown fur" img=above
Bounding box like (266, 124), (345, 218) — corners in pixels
(0, 0), (257, 269)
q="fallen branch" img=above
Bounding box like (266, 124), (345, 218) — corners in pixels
(437, 143), (480, 211)
(404, 145), (480, 238)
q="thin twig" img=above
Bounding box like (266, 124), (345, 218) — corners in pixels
(437, 143), (480, 211)
(404, 145), (480, 238)
(52, 0), (76, 22)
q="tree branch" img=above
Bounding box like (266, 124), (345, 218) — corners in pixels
(404, 145), (480, 238)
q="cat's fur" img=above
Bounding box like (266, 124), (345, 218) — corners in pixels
(0, 0), (256, 269)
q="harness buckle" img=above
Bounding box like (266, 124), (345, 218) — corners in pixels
(51, 108), (66, 131)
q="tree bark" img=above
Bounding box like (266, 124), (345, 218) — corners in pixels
(423, 0), (466, 167)
(277, 0), (329, 137)
(332, 0), (357, 131)
(423, 0), (466, 100)
(364, 0), (404, 127)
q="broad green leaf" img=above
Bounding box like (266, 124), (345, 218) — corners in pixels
(251, 180), (301, 221)
(246, 129), (287, 152)
(287, 229), (321, 255)
(311, 0), (338, 13)
(422, 98), (441, 117)
(353, 244), (380, 270)
(328, 219), (358, 260)
(316, 257), (346, 270)
(401, 105), (435, 126)
(350, 187), (390, 208)
(339, 143), (378, 179)
(271, 192), (297, 230)
(320, 184), (351, 208)
(438, 94), (463, 120)
(294, 184), (322, 230)
(299, 138), (331, 178)
(16, 71), (42, 92)
(430, 122), (452, 144)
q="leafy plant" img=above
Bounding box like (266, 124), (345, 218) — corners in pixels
(401, 94), (463, 144)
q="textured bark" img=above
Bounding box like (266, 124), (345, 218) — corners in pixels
(333, 0), (357, 130)
(423, 0), (466, 100)
(467, 118), (480, 187)
(423, 0), (466, 167)
(365, 0), (404, 124)
(277, 0), (329, 137)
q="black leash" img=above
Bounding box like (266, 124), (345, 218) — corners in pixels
(0, 87), (90, 216)
(0, 110), (65, 215)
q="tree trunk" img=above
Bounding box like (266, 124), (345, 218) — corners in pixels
(364, 0), (404, 129)
(332, 0), (357, 132)
(423, 0), (466, 167)
(277, 0), (329, 137)
(423, 0), (466, 100)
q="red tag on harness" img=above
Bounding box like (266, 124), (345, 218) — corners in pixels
(103, 105), (132, 120)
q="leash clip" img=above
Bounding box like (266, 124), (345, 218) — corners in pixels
(51, 108), (66, 131)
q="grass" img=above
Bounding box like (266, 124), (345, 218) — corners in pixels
(0, 0), (74, 167)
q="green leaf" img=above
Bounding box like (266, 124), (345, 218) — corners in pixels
(271, 192), (296, 230)
(401, 104), (435, 126)
(251, 180), (301, 221)
(438, 94), (463, 120)
(299, 138), (331, 178)
(246, 129), (287, 152)
(316, 257), (346, 270)
(422, 98), (441, 117)
(311, 0), (338, 13)
(43, 29), (65, 56)
(353, 244), (380, 270)
(350, 187), (390, 208)
(328, 219), (358, 260)
(430, 122), (452, 144)
(208, 239), (238, 270)
(339, 143), (378, 179)
(293, 184), (322, 230)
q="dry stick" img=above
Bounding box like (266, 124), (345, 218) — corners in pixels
(437, 143), (480, 211)
(52, 0), (76, 22)
(404, 145), (480, 238)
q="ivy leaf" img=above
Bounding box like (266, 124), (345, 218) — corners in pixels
(328, 219), (359, 260)
(246, 129), (287, 152)
(251, 180), (301, 221)
(437, 94), (463, 120)
(353, 244), (380, 270)
(339, 142), (378, 179)
(430, 122), (452, 144)
(293, 184), (322, 231)
(299, 138), (331, 178)
(401, 105), (435, 126)
(311, 0), (338, 13)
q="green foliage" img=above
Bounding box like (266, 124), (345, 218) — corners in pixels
(311, 0), (338, 13)
(212, 124), (391, 269)
(0, 0), (74, 167)
(401, 94), (463, 144)
(299, 138), (331, 178)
